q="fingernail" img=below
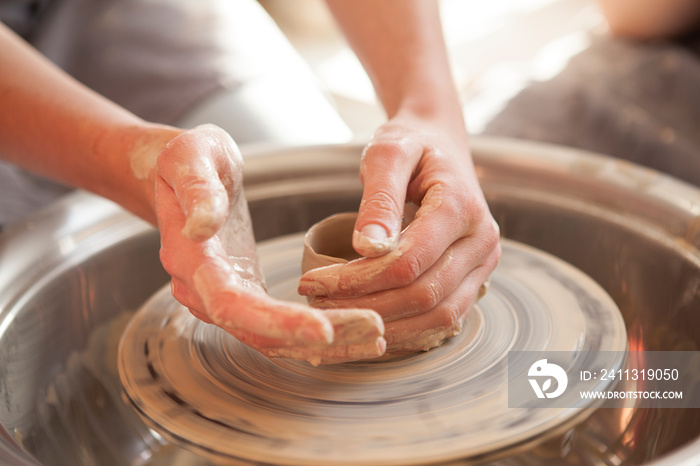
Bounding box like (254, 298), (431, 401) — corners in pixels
(349, 337), (387, 361)
(308, 297), (336, 309)
(361, 223), (388, 242)
(353, 223), (396, 256)
(376, 337), (387, 355)
(298, 280), (329, 297)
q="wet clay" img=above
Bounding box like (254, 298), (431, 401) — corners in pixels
(302, 212), (364, 273)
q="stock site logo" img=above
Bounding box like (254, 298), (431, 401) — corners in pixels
(528, 359), (568, 399)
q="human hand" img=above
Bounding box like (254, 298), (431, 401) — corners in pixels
(298, 115), (501, 353)
(154, 125), (386, 365)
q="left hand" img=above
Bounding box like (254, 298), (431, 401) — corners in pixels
(154, 125), (386, 365)
(298, 112), (501, 353)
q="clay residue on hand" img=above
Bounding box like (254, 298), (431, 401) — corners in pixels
(265, 309), (386, 366)
(129, 137), (158, 180)
(181, 195), (228, 241)
(217, 188), (266, 288)
(415, 183), (444, 217)
(302, 236), (414, 296)
(386, 318), (463, 354)
(352, 226), (399, 256)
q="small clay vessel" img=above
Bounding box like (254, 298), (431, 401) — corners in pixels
(302, 212), (362, 274)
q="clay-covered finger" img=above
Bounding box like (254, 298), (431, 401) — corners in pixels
(260, 309), (386, 365)
(193, 255), (334, 348)
(353, 137), (421, 257)
(307, 235), (480, 320)
(317, 309), (387, 364)
(379, 246), (500, 353)
(308, 232), (500, 321)
(325, 308), (385, 345)
(156, 171), (223, 313)
(381, 268), (489, 353)
(156, 170), (210, 285)
(298, 196), (497, 299)
(157, 125), (242, 241)
(169, 278), (209, 320)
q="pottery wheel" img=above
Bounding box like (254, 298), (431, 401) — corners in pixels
(118, 237), (627, 465)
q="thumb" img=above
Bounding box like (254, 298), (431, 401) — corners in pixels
(157, 125), (242, 242)
(353, 140), (419, 257)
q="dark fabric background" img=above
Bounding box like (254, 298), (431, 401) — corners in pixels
(484, 33), (700, 186)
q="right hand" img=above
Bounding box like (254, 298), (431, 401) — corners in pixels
(298, 113), (500, 353)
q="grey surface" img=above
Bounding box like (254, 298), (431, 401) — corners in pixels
(484, 33), (700, 186)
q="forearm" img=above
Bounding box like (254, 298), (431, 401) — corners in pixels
(325, 0), (464, 130)
(597, 0), (700, 40)
(0, 23), (180, 222)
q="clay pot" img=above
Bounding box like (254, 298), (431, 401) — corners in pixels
(302, 212), (361, 274)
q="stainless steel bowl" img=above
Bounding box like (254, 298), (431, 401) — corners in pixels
(1, 138), (699, 465)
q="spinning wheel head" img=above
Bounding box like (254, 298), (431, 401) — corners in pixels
(118, 236), (626, 465)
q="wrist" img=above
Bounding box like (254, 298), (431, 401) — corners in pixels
(384, 72), (466, 132)
(391, 90), (468, 141)
(93, 122), (183, 223)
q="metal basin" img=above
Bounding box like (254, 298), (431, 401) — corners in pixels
(1, 138), (699, 465)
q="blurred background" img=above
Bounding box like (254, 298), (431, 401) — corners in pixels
(258, 0), (603, 137)
(253, 0), (700, 187)
(4, 0), (698, 226)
